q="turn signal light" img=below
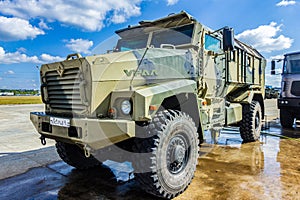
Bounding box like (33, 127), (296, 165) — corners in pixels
(108, 108), (117, 118)
(149, 105), (157, 111)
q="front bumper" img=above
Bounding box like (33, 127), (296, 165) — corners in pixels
(277, 98), (300, 110)
(30, 112), (135, 150)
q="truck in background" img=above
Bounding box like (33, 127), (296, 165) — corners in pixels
(272, 51), (300, 128)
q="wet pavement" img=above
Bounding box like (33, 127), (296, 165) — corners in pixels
(0, 100), (300, 200)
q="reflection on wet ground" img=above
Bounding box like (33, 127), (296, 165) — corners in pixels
(180, 123), (300, 200)
(0, 123), (299, 200)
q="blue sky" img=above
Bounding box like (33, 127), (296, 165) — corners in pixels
(0, 0), (299, 89)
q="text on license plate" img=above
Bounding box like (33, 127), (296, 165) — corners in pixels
(50, 117), (70, 128)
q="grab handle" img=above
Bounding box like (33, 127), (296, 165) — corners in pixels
(66, 53), (82, 60)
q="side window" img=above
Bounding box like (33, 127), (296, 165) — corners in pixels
(205, 34), (222, 53)
(290, 60), (300, 73)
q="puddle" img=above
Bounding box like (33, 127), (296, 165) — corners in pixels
(0, 124), (299, 200)
(103, 160), (134, 182)
(176, 124), (300, 200)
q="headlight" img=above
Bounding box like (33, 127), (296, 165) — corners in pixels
(120, 100), (132, 115)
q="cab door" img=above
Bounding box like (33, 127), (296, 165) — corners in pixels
(202, 33), (226, 97)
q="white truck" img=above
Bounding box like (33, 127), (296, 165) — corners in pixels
(272, 51), (300, 128)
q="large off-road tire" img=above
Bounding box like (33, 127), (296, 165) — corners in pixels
(55, 141), (101, 170)
(280, 109), (294, 128)
(240, 101), (262, 142)
(133, 110), (199, 199)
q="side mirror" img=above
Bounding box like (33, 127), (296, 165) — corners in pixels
(271, 60), (276, 75)
(223, 27), (234, 51)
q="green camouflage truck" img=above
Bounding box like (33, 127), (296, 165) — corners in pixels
(30, 11), (266, 199)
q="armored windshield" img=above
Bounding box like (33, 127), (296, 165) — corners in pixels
(283, 53), (300, 74)
(115, 24), (194, 51)
(116, 34), (149, 51)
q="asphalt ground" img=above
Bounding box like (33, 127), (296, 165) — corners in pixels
(0, 99), (299, 200)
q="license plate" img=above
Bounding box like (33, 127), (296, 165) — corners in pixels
(50, 117), (70, 128)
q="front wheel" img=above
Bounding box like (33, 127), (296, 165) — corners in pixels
(133, 110), (199, 199)
(240, 101), (262, 142)
(280, 109), (294, 128)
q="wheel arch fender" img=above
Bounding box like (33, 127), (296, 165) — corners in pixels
(252, 93), (265, 119)
(246, 91), (265, 119)
(160, 93), (203, 143)
(134, 79), (203, 142)
(134, 79), (196, 120)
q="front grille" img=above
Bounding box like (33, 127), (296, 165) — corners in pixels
(45, 67), (86, 112)
(291, 81), (300, 96)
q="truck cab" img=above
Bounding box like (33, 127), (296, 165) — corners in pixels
(273, 52), (300, 127)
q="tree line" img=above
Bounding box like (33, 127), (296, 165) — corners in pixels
(0, 89), (39, 95)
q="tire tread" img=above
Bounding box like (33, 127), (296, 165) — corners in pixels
(56, 142), (101, 170)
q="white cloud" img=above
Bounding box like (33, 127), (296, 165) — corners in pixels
(236, 22), (293, 53)
(0, 46), (40, 64)
(0, 16), (45, 41)
(265, 55), (285, 87)
(6, 70), (15, 75)
(40, 54), (64, 63)
(65, 39), (94, 54)
(111, 13), (127, 24)
(276, 0), (296, 6)
(0, 0), (142, 31)
(268, 54), (285, 62)
(167, 0), (179, 5)
(0, 46), (63, 64)
(17, 47), (27, 53)
(38, 19), (51, 30)
(265, 73), (281, 87)
(0, 77), (3, 81)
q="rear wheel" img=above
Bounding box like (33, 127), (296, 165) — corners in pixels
(133, 110), (199, 199)
(240, 101), (262, 142)
(280, 109), (294, 128)
(55, 141), (101, 170)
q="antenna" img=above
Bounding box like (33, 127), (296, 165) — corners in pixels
(129, 46), (149, 91)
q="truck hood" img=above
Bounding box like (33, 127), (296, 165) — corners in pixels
(85, 47), (197, 113)
(86, 47), (197, 85)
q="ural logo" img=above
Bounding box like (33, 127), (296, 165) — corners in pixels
(57, 65), (65, 77)
(124, 69), (158, 77)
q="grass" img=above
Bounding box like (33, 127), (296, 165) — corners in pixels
(0, 96), (42, 105)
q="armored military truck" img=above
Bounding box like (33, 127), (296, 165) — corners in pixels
(272, 51), (300, 128)
(30, 11), (265, 199)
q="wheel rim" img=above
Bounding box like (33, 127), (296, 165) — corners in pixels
(166, 133), (190, 174)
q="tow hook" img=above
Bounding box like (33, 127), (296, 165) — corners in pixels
(83, 145), (91, 158)
(40, 136), (46, 145)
